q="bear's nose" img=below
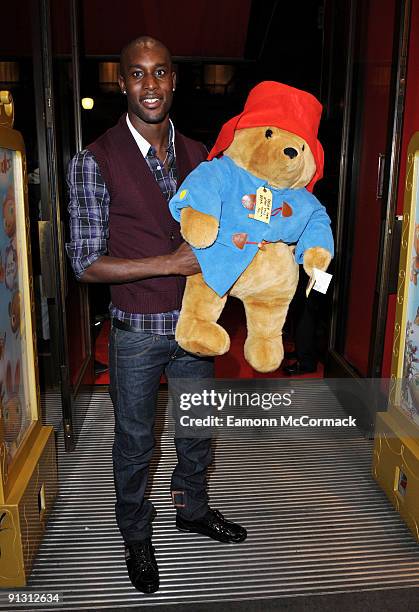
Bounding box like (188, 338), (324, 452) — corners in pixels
(284, 147), (298, 159)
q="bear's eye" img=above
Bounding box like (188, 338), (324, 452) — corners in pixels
(302, 145), (305, 151)
(265, 129), (273, 139)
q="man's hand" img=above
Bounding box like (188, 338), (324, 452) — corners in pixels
(166, 242), (201, 276)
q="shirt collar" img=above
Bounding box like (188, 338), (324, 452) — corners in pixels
(126, 113), (175, 158)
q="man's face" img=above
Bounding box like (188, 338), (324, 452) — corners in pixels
(119, 43), (176, 125)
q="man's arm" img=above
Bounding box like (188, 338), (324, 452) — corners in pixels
(66, 151), (200, 284)
(80, 242), (200, 283)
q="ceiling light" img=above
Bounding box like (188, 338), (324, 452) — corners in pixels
(81, 97), (94, 110)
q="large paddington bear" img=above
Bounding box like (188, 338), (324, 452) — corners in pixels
(170, 81), (334, 373)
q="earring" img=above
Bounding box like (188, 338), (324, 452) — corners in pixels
(172, 88), (175, 92)
(123, 90), (127, 95)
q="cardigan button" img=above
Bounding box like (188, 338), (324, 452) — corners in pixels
(170, 231), (175, 240)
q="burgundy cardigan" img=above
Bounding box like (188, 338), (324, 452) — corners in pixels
(87, 115), (207, 313)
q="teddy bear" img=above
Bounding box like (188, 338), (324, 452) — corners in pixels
(1, 360), (23, 464)
(2, 184), (16, 240)
(169, 81), (334, 373)
(9, 290), (21, 335)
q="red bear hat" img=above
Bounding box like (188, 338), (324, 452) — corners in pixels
(208, 81), (324, 193)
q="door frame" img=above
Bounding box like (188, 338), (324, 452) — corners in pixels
(31, 0), (93, 450)
(327, 0), (411, 379)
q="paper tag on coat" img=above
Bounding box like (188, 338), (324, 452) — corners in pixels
(254, 186), (273, 223)
(306, 268), (333, 296)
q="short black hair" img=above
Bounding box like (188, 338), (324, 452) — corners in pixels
(119, 36), (172, 77)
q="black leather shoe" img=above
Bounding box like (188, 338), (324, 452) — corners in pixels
(283, 361), (317, 376)
(125, 539), (159, 593)
(176, 509), (247, 543)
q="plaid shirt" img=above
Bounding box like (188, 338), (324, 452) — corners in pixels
(66, 118), (180, 334)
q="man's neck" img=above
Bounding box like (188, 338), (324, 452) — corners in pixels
(127, 111), (170, 150)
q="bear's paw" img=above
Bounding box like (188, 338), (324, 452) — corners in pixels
(180, 208), (219, 249)
(303, 247), (332, 276)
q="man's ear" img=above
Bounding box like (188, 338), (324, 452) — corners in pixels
(118, 74), (126, 95)
(172, 71), (177, 92)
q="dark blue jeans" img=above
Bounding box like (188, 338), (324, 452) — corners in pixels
(109, 325), (214, 544)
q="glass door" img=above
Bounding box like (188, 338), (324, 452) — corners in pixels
(328, 0), (409, 378)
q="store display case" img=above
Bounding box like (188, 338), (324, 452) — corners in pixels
(373, 132), (419, 542)
(0, 91), (58, 587)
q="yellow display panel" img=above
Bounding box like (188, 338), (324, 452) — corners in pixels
(389, 134), (419, 421)
(0, 92), (57, 586)
(373, 132), (419, 542)
(0, 146), (38, 470)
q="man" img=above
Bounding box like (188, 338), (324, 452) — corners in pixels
(66, 36), (246, 594)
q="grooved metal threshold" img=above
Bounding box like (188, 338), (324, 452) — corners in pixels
(5, 388), (419, 611)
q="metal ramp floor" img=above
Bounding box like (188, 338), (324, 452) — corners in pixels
(7, 388), (419, 610)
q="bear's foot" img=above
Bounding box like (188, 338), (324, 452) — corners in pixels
(176, 317), (230, 357)
(244, 336), (284, 373)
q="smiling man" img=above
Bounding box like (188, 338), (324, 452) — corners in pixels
(66, 36), (247, 595)
(120, 37), (174, 127)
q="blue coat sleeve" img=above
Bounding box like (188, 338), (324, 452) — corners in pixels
(169, 158), (227, 222)
(295, 203), (334, 264)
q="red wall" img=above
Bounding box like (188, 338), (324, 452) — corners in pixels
(2, 0), (251, 58)
(382, 0), (419, 377)
(81, 0), (251, 57)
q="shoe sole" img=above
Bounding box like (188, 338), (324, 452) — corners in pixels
(176, 524), (247, 543)
(131, 580), (159, 594)
(142, 583), (160, 594)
